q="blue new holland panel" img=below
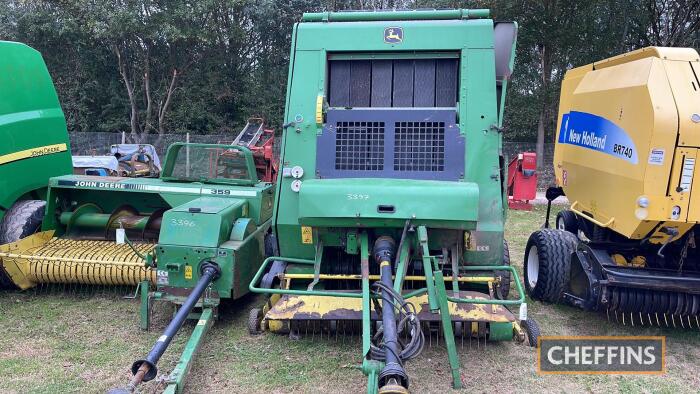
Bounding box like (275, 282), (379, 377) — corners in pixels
(558, 111), (638, 164)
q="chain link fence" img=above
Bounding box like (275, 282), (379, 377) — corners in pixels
(69, 132), (555, 188)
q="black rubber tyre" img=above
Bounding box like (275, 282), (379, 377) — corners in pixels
(0, 200), (46, 289)
(248, 307), (263, 335)
(264, 232), (278, 257)
(556, 210), (578, 234)
(522, 319), (540, 347)
(494, 239), (511, 300)
(524, 229), (577, 303)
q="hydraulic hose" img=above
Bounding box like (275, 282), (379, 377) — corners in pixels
(370, 281), (424, 362)
(122, 262), (221, 392)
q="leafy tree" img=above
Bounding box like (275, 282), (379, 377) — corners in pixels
(0, 0), (698, 156)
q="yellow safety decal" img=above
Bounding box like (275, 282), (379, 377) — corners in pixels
(315, 95), (324, 125)
(380, 261), (390, 268)
(0, 143), (68, 165)
(301, 226), (313, 244)
(185, 265), (193, 280)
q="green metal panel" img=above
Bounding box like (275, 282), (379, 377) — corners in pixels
(155, 214), (269, 300)
(0, 41), (72, 218)
(298, 178), (479, 225)
(302, 9), (490, 22)
(295, 20), (495, 52)
(159, 197), (245, 248)
(156, 245), (232, 297)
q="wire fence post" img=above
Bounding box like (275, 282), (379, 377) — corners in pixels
(121, 131), (126, 144)
(186, 132), (190, 177)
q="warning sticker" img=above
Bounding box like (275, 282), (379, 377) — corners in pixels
(156, 270), (169, 285)
(185, 265), (193, 280)
(301, 226), (313, 244)
(648, 148), (665, 166)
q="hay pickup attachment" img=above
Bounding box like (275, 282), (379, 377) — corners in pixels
(0, 142), (274, 392)
(249, 9), (537, 393)
(529, 47), (700, 328)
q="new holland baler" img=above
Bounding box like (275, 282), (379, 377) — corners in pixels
(529, 47), (700, 328)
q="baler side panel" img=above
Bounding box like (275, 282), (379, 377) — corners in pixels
(463, 47), (503, 265)
(555, 57), (680, 239)
(0, 42), (72, 217)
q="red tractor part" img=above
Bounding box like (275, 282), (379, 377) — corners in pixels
(212, 118), (278, 183)
(247, 127), (278, 183)
(507, 152), (537, 210)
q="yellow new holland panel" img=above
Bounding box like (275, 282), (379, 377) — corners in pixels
(554, 46), (700, 240)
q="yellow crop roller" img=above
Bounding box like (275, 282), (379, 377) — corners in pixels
(0, 230), (154, 290)
(528, 47), (700, 328)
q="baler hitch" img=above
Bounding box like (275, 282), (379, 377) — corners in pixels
(110, 262), (221, 394)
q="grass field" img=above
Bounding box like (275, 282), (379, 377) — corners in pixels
(2, 205), (699, 393)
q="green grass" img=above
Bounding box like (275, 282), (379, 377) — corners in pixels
(1, 206), (699, 393)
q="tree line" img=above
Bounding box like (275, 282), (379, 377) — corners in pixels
(1, 0), (699, 164)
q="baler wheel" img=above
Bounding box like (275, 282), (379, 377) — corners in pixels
(494, 239), (511, 299)
(521, 319), (540, 347)
(556, 210), (578, 234)
(524, 229), (577, 302)
(248, 308), (263, 335)
(0, 200), (45, 289)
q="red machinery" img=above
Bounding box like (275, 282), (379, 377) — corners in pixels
(507, 152), (537, 210)
(212, 117), (278, 183)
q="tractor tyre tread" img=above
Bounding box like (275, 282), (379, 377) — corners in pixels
(0, 200), (46, 289)
(522, 319), (540, 347)
(524, 229), (577, 303)
(494, 239), (511, 300)
(556, 210), (579, 234)
(248, 307), (263, 335)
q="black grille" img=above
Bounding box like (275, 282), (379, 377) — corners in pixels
(394, 122), (445, 171)
(335, 121), (385, 170)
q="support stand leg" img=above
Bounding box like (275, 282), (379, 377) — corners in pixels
(139, 280), (150, 331)
(434, 271), (463, 389)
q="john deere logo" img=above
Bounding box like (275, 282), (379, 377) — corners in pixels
(384, 27), (403, 44)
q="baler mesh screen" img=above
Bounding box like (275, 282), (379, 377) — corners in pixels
(394, 122), (445, 171)
(335, 121), (385, 170)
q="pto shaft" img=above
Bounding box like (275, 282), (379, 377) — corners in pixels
(123, 262), (221, 392)
(373, 237), (409, 393)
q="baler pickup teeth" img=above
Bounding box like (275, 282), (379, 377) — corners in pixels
(0, 230), (155, 289)
(604, 286), (700, 329)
